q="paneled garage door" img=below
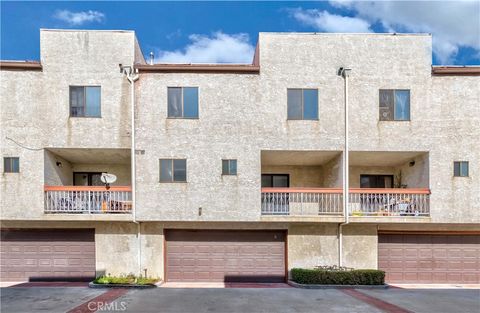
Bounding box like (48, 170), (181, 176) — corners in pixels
(165, 230), (286, 282)
(0, 229), (95, 282)
(378, 233), (480, 283)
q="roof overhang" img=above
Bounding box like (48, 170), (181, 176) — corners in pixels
(0, 61), (42, 71)
(432, 66), (480, 76)
(135, 63), (260, 74)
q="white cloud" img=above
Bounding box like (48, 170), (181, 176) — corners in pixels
(53, 10), (105, 26)
(330, 1), (480, 64)
(155, 31), (255, 64)
(290, 8), (372, 33)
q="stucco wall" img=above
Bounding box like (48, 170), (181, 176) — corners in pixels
(1, 30), (135, 219)
(398, 153), (429, 188)
(323, 154), (343, 188)
(342, 224), (378, 269)
(1, 31), (479, 225)
(44, 150), (73, 185)
(287, 224), (338, 269)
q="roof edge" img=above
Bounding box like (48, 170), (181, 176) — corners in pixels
(0, 61), (42, 71)
(135, 63), (260, 74)
(432, 66), (480, 76)
(40, 28), (134, 33)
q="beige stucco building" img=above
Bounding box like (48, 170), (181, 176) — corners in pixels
(1, 29), (479, 284)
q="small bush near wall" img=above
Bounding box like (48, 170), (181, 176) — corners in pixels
(291, 268), (385, 285)
(93, 274), (159, 285)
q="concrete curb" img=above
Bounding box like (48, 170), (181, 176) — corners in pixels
(88, 282), (157, 289)
(287, 280), (389, 289)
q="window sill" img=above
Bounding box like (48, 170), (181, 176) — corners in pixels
(69, 116), (102, 119)
(287, 119), (319, 121)
(222, 174), (238, 176)
(378, 120), (411, 122)
(159, 181), (188, 184)
(166, 117), (199, 120)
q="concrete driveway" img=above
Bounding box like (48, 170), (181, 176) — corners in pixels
(1, 284), (479, 313)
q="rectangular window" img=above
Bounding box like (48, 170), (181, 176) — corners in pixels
(73, 172), (103, 186)
(261, 174), (290, 188)
(379, 89), (410, 121)
(168, 87), (199, 118)
(222, 159), (237, 175)
(287, 89), (318, 120)
(453, 161), (469, 177)
(160, 159), (187, 182)
(70, 86), (101, 117)
(3, 157), (19, 173)
(360, 174), (394, 188)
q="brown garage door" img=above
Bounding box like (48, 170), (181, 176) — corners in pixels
(165, 230), (286, 282)
(1, 229), (95, 282)
(379, 233), (480, 283)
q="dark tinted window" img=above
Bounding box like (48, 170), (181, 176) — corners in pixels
(3, 157), (19, 173)
(167, 87), (182, 117)
(379, 89), (410, 121)
(222, 159), (237, 175)
(70, 86), (101, 117)
(287, 89), (318, 120)
(160, 159), (187, 182)
(168, 87), (198, 118)
(453, 161), (469, 177)
(261, 174), (289, 187)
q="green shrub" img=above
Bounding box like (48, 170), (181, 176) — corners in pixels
(93, 274), (159, 285)
(291, 268), (385, 285)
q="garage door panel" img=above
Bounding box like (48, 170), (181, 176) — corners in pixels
(0, 229), (95, 282)
(463, 261), (477, 270)
(166, 230), (285, 282)
(379, 234), (480, 284)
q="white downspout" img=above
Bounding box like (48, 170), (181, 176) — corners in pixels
(122, 65), (140, 275)
(338, 67), (351, 267)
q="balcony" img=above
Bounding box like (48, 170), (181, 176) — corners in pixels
(43, 148), (132, 215)
(44, 186), (132, 214)
(261, 150), (430, 219)
(261, 188), (430, 217)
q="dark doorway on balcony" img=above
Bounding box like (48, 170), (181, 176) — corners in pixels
(261, 174), (290, 188)
(360, 174), (394, 188)
(73, 172), (103, 186)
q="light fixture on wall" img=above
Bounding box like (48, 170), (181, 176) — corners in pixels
(56, 161), (63, 168)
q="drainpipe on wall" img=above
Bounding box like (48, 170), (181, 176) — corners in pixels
(337, 67), (351, 267)
(121, 64), (141, 275)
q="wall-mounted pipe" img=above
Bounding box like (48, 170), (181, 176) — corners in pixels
(337, 67), (351, 267)
(121, 64), (141, 275)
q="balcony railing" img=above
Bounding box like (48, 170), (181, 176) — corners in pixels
(349, 188), (430, 217)
(261, 188), (430, 217)
(44, 186), (132, 214)
(261, 188), (343, 215)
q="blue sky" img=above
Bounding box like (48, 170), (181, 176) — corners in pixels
(1, 1), (479, 65)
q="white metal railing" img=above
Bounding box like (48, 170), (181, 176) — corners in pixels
(44, 186), (132, 214)
(349, 189), (430, 217)
(261, 188), (430, 217)
(261, 188), (343, 215)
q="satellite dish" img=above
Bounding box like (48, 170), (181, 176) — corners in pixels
(101, 173), (117, 185)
